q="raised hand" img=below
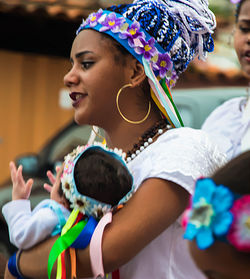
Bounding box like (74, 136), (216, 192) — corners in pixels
(9, 161), (33, 201)
(43, 165), (62, 193)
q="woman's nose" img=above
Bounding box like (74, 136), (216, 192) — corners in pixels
(64, 68), (79, 88)
(247, 34), (250, 45)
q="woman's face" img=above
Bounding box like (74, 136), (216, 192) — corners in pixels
(234, 0), (250, 79)
(188, 240), (250, 279)
(64, 29), (133, 127)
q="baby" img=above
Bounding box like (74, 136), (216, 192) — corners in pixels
(2, 144), (133, 250)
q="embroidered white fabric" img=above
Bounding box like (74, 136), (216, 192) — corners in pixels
(117, 127), (226, 279)
(202, 97), (249, 160)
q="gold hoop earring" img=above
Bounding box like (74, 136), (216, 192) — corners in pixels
(116, 83), (151, 124)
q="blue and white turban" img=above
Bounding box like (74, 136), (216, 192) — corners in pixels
(76, 0), (216, 128)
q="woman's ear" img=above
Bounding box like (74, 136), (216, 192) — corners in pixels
(130, 59), (146, 87)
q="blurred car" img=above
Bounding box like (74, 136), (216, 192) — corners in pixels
(0, 86), (246, 257)
(173, 87), (246, 129)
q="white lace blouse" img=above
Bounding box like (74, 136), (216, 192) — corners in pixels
(117, 127), (226, 279)
(202, 97), (249, 160)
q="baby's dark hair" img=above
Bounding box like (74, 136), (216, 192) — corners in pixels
(236, 0), (247, 22)
(212, 150), (250, 195)
(73, 148), (133, 206)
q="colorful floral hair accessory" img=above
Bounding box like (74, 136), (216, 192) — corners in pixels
(228, 195), (250, 252)
(61, 143), (134, 220)
(183, 178), (250, 252)
(76, 0), (216, 128)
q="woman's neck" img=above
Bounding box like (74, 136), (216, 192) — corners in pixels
(104, 113), (163, 153)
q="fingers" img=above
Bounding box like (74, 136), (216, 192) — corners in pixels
(9, 161), (17, 184)
(26, 178), (33, 189)
(44, 183), (52, 193)
(56, 165), (63, 178)
(45, 165), (63, 193)
(46, 170), (56, 185)
(25, 178), (33, 198)
(56, 165), (62, 173)
(16, 165), (25, 186)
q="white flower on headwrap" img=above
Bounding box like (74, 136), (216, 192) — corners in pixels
(91, 204), (111, 219)
(71, 195), (90, 214)
(61, 175), (73, 200)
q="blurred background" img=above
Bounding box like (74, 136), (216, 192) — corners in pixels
(0, 0), (248, 257)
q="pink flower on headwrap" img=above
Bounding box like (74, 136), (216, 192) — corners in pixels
(227, 195), (250, 252)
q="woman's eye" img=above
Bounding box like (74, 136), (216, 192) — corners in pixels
(239, 26), (250, 33)
(81, 61), (94, 70)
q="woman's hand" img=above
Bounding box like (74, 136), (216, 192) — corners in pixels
(10, 161), (33, 201)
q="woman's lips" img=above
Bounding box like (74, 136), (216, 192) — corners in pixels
(69, 92), (87, 108)
(243, 50), (250, 63)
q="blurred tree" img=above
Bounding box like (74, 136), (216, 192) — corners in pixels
(210, 0), (234, 19)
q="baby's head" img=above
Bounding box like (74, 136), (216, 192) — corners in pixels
(60, 144), (133, 219)
(183, 151), (250, 279)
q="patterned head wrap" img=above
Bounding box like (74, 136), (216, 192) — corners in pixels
(76, 0), (216, 127)
(106, 0), (216, 78)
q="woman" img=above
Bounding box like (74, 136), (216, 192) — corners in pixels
(202, 0), (250, 160)
(6, 1), (224, 278)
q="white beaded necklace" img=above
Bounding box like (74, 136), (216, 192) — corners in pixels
(125, 123), (172, 163)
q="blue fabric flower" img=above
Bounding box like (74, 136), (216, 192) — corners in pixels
(184, 178), (234, 249)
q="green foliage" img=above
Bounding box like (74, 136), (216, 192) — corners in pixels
(209, 0), (235, 18)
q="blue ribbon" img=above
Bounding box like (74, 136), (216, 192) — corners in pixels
(8, 252), (24, 279)
(71, 216), (98, 249)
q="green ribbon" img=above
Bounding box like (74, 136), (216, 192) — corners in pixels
(160, 79), (184, 127)
(47, 219), (87, 279)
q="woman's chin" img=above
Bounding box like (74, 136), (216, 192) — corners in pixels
(74, 113), (88, 126)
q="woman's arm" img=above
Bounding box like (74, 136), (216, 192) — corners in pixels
(18, 178), (189, 278)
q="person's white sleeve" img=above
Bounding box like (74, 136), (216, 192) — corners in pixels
(140, 127), (227, 195)
(2, 200), (59, 249)
(201, 97), (246, 159)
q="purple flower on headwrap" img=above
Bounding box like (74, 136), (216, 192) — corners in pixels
(168, 71), (178, 88)
(230, 0), (241, 3)
(99, 13), (125, 33)
(153, 53), (173, 78)
(119, 21), (144, 47)
(134, 37), (157, 60)
(86, 9), (103, 27)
